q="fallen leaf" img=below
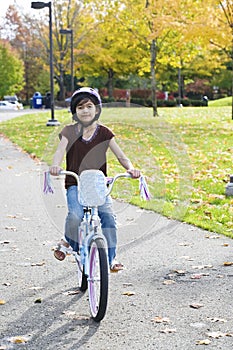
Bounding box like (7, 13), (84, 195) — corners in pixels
(192, 265), (213, 270)
(152, 316), (170, 323)
(178, 242), (191, 246)
(206, 331), (226, 338)
(196, 339), (211, 345)
(163, 280), (176, 285)
(159, 328), (176, 334)
(122, 291), (135, 296)
(207, 317), (227, 323)
(173, 269), (186, 275)
(28, 286), (44, 290)
(63, 290), (81, 296)
(34, 298), (42, 303)
(205, 235), (220, 239)
(62, 310), (76, 316)
(5, 226), (17, 231)
(9, 336), (29, 344)
(123, 283), (133, 287)
(31, 261), (46, 267)
(180, 256), (194, 261)
(72, 315), (90, 320)
(190, 303), (204, 309)
(191, 274), (202, 279)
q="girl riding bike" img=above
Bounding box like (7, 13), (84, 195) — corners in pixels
(49, 87), (140, 272)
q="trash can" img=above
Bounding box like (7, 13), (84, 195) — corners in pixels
(44, 92), (51, 109)
(202, 95), (208, 106)
(33, 92), (43, 109)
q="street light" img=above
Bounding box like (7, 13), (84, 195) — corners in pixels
(60, 29), (74, 93)
(31, 1), (60, 126)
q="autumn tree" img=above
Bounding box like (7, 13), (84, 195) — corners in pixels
(0, 40), (24, 98)
(77, 0), (144, 98)
(1, 4), (48, 102)
(212, 0), (233, 118)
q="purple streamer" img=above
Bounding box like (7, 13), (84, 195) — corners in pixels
(139, 175), (151, 201)
(43, 171), (54, 194)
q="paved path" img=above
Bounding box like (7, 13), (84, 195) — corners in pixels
(0, 111), (233, 349)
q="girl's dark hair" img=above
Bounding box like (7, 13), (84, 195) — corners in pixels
(71, 93), (101, 122)
(71, 93), (100, 115)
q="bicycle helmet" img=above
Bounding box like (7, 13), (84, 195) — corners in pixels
(70, 87), (102, 125)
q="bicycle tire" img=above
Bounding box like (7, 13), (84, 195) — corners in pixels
(75, 253), (87, 292)
(88, 237), (108, 322)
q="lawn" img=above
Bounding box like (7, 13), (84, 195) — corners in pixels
(0, 105), (232, 238)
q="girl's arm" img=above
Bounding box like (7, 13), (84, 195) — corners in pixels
(109, 138), (141, 178)
(49, 136), (68, 176)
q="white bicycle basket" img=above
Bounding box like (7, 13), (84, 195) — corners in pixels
(78, 170), (107, 206)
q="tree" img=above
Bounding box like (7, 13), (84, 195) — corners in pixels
(1, 4), (48, 102)
(0, 40), (24, 98)
(218, 0), (233, 118)
(76, 0), (144, 98)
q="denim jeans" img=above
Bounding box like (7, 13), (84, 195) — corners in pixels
(64, 185), (117, 265)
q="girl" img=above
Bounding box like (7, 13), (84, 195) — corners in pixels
(49, 87), (140, 271)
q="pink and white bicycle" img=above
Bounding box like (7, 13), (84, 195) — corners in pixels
(59, 169), (133, 322)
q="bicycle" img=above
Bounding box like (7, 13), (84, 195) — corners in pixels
(58, 169), (133, 322)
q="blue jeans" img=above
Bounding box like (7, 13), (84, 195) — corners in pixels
(64, 185), (117, 265)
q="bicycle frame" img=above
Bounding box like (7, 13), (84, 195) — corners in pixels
(60, 170), (131, 268)
(58, 169), (132, 321)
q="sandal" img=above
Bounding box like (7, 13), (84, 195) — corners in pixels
(54, 242), (73, 261)
(110, 259), (124, 273)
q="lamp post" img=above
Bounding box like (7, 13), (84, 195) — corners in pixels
(60, 29), (74, 94)
(31, 1), (60, 126)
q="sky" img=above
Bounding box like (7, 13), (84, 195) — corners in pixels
(0, 0), (36, 20)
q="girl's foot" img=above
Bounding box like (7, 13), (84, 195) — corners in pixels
(54, 240), (72, 261)
(110, 259), (124, 272)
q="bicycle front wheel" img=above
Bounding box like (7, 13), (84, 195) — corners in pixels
(88, 237), (108, 322)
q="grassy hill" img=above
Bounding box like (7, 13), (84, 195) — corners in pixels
(209, 96), (232, 107)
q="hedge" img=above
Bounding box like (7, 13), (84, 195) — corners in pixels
(101, 97), (208, 107)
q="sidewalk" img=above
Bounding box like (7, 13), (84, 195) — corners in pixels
(1, 133), (233, 350)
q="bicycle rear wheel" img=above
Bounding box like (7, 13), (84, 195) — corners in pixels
(88, 237), (108, 322)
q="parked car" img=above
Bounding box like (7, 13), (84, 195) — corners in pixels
(0, 101), (18, 110)
(8, 101), (24, 110)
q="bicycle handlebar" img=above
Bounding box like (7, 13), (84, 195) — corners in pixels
(59, 170), (132, 197)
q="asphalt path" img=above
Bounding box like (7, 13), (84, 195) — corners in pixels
(0, 110), (233, 349)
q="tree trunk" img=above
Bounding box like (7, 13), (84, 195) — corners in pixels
(150, 39), (158, 117)
(56, 63), (66, 101)
(107, 68), (114, 98)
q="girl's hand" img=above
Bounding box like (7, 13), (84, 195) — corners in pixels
(127, 169), (141, 179)
(49, 165), (62, 176)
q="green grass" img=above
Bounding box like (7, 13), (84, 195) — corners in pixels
(0, 105), (233, 238)
(209, 96), (232, 107)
